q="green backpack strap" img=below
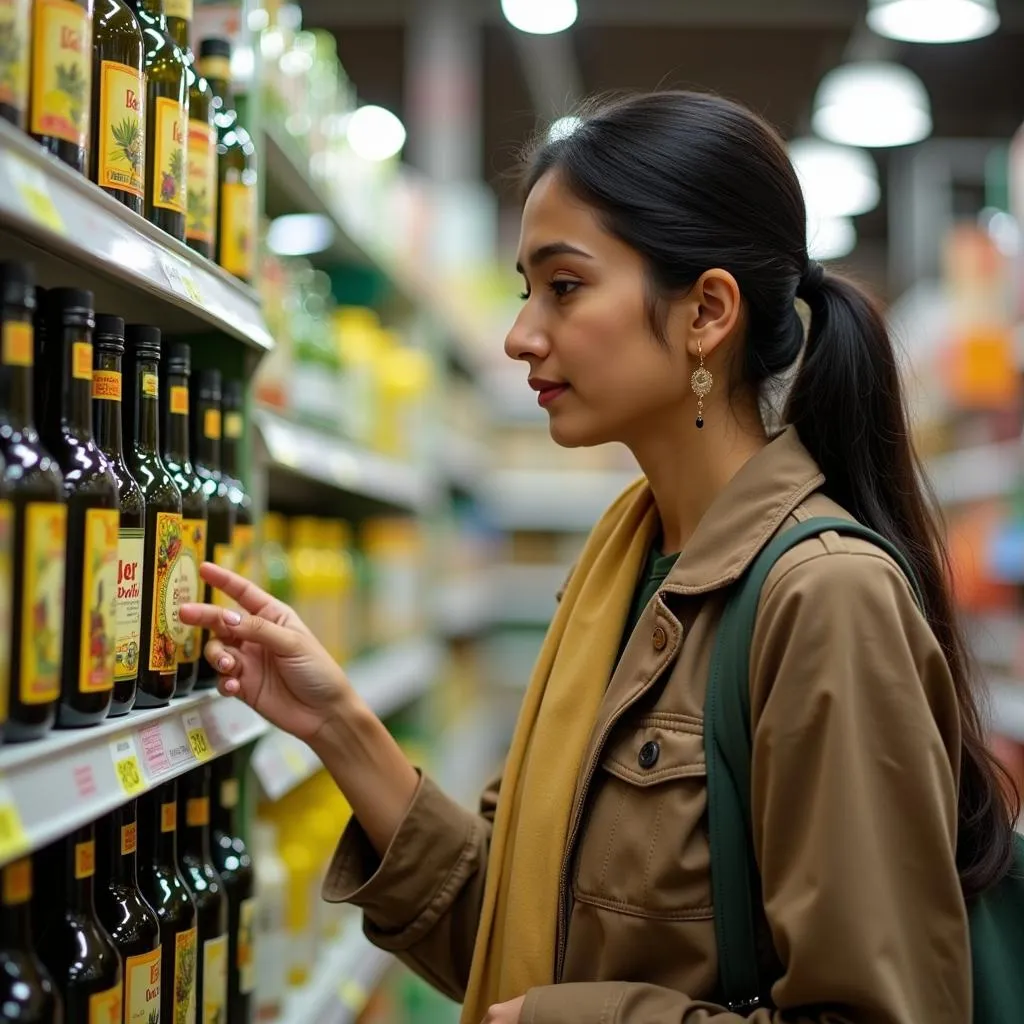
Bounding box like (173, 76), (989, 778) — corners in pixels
(705, 515), (922, 1011)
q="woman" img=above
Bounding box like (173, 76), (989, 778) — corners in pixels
(180, 92), (1017, 1023)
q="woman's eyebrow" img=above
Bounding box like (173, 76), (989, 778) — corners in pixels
(515, 242), (593, 274)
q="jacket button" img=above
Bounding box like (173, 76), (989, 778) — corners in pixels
(652, 625), (667, 651)
(638, 741), (660, 769)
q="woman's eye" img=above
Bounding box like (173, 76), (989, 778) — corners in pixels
(550, 280), (580, 298)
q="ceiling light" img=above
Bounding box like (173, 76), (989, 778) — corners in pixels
(812, 61), (932, 148)
(267, 214), (335, 256)
(788, 138), (880, 219)
(501, 0), (578, 35)
(808, 214), (857, 262)
(867, 0), (999, 43)
(548, 115), (583, 142)
(346, 105), (407, 162)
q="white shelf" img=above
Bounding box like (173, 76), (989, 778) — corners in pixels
(440, 428), (488, 495)
(0, 690), (267, 867)
(252, 638), (443, 801)
(485, 469), (637, 531)
(924, 441), (1020, 505)
(490, 563), (566, 625)
(255, 407), (433, 512)
(0, 119), (272, 351)
(434, 576), (494, 637)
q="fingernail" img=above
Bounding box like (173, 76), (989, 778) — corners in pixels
(218, 656), (232, 672)
(223, 678), (240, 695)
(223, 610), (241, 626)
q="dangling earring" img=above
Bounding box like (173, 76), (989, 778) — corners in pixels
(691, 338), (713, 430)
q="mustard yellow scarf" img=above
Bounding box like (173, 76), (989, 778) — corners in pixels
(461, 478), (658, 1023)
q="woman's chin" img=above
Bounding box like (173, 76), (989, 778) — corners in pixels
(547, 413), (607, 450)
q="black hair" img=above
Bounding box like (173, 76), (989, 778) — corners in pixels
(525, 89), (1017, 900)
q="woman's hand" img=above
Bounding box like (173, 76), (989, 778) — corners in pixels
(179, 562), (355, 744)
(481, 997), (525, 1024)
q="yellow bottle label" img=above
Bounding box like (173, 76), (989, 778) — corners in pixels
(149, 512), (189, 672)
(219, 777), (238, 810)
(212, 541), (234, 608)
(115, 526), (144, 682)
(142, 371), (158, 398)
(199, 55), (230, 84)
(233, 523), (254, 582)
(2, 858), (31, 905)
(170, 384), (189, 415)
(75, 838), (95, 879)
(223, 411), (243, 439)
(153, 94), (187, 214)
(0, 0), (31, 115)
(203, 407), (221, 440)
(202, 933), (228, 1024)
(174, 926), (198, 1024)
(2, 321), (32, 367)
(238, 896), (256, 994)
(124, 946), (161, 1024)
(79, 507), (119, 693)
(88, 981), (122, 1024)
(31, 0), (92, 147)
(178, 518), (206, 665)
(160, 801), (176, 832)
(185, 796), (208, 827)
(0, 501), (11, 724)
(164, 0), (193, 19)
(20, 502), (66, 705)
(186, 119), (217, 245)
(72, 340), (93, 380)
(92, 369), (121, 401)
(219, 181), (256, 279)
(98, 59), (145, 197)
(120, 820), (137, 855)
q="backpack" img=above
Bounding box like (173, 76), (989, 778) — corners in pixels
(705, 516), (1024, 1021)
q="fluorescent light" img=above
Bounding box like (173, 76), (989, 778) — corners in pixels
(502, 0), (578, 34)
(548, 115), (583, 142)
(267, 214), (335, 256)
(812, 61), (932, 148)
(808, 214), (857, 261)
(868, 0), (999, 43)
(346, 105), (406, 161)
(789, 138), (880, 219)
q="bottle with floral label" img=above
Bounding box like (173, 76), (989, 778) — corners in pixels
(0, 0), (32, 129)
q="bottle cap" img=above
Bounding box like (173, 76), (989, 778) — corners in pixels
(199, 37), (231, 59)
(125, 324), (161, 358)
(93, 314), (125, 352)
(197, 368), (222, 401)
(223, 378), (244, 410)
(166, 341), (191, 376)
(0, 261), (35, 311)
(48, 288), (95, 329)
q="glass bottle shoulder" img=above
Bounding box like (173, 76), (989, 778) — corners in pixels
(0, 425), (63, 497)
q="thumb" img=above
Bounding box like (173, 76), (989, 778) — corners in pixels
(220, 610), (303, 658)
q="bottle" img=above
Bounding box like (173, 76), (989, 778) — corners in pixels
(29, 0), (93, 173)
(165, 0), (216, 258)
(179, 766), (229, 1024)
(90, 0), (145, 212)
(92, 315), (145, 716)
(192, 370), (234, 689)
(210, 751), (255, 1023)
(162, 342), (207, 697)
(220, 380), (253, 582)
(0, 857), (62, 1023)
(95, 800), (162, 1024)
(199, 39), (257, 283)
(0, 0), (32, 129)
(36, 824), (123, 1021)
(260, 512), (292, 604)
(128, 0), (188, 240)
(138, 781), (198, 1024)
(0, 264), (65, 742)
(41, 289), (118, 728)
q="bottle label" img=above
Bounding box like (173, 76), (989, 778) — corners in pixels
(30, 0), (92, 147)
(186, 119), (217, 245)
(164, 0), (193, 19)
(212, 542), (234, 608)
(120, 820), (137, 855)
(2, 858), (31, 905)
(149, 511), (190, 672)
(88, 981), (122, 1024)
(73, 340), (93, 380)
(174, 926), (198, 1024)
(160, 800), (176, 832)
(98, 59), (145, 197)
(79, 507), (119, 693)
(0, 501), (12, 724)
(177, 518), (206, 665)
(170, 384), (189, 415)
(153, 94), (187, 214)
(201, 933), (228, 1024)
(238, 896), (256, 994)
(142, 371), (158, 398)
(199, 56), (230, 84)
(223, 411), (243, 439)
(219, 777), (238, 810)
(124, 946), (161, 1024)
(92, 369), (121, 400)
(185, 796), (208, 827)
(115, 526), (144, 682)
(1, 320), (32, 366)
(0, 0), (31, 115)
(233, 523), (255, 583)
(219, 181), (256, 280)
(75, 838), (95, 878)
(203, 407), (221, 440)
(20, 502), (66, 705)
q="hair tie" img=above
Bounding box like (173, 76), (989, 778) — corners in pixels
(797, 260), (826, 299)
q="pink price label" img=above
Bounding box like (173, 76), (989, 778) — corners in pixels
(140, 724), (172, 776)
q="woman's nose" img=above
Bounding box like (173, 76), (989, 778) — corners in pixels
(504, 307), (550, 363)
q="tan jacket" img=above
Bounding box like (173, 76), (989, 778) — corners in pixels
(323, 428), (971, 1023)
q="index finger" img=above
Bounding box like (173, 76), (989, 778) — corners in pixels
(199, 561), (281, 618)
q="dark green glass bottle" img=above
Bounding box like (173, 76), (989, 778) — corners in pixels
(220, 380), (253, 584)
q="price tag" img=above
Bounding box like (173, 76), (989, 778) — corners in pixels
(4, 152), (64, 235)
(159, 255), (204, 305)
(139, 723), (172, 777)
(110, 735), (146, 796)
(0, 777), (28, 862)
(183, 709), (213, 762)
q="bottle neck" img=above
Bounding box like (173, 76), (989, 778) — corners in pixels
(211, 771), (240, 837)
(134, 0), (167, 26)
(0, 309), (34, 428)
(62, 327), (94, 437)
(166, 13), (190, 53)
(207, 76), (236, 118)
(139, 790), (179, 870)
(132, 355), (161, 454)
(93, 349), (124, 459)
(103, 801), (140, 887)
(221, 420), (240, 479)
(164, 372), (191, 463)
(181, 793), (213, 862)
(194, 397), (222, 473)
(0, 860), (34, 949)
(66, 827), (97, 915)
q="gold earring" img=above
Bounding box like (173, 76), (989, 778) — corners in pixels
(691, 339), (713, 430)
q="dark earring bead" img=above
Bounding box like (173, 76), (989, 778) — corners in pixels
(696, 417), (704, 429)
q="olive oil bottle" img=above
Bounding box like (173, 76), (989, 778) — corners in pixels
(40, 289), (118, 729)
(30, 0), (94, 173)
(124, 325), (182, 708)
(0, 264), (65, 742)
(128, 0), (188, 239)
(221, 380), (253, 583)
(199, 39), (256, 283)
(0, 0), (32, 129)
(92, 315), (145, 716)
(91, 0), (146, 213)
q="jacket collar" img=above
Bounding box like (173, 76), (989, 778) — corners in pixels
(660, 426), (825, 596)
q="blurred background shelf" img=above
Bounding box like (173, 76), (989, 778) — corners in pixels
(484, 469), (638, 531)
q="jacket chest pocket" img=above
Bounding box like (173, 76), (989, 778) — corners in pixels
(572, 714), (713, 920)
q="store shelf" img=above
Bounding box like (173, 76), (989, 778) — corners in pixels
(0, 691), (267, 867)
(0, 119), (272, 351)
(435, 576), (494, 637)
(256, 407), (433, 514)
(252, 638), (443, 801)
(991, 676), (1024, 743)
(924, 441), (1020, 505)
(490, 563), (566, 625)
(484, 469), (637, 531)
(440, 428), (489, 496)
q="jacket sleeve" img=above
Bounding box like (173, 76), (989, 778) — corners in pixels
(321, 770), (501, 1002)
(521, 539), (971, 1024)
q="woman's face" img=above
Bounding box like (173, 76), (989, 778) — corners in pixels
(506, 170), (692, 449)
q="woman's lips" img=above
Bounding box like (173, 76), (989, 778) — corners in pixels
(537, 384), (569, 407)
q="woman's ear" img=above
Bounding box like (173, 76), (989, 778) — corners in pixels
(687, 269), (741, 360)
